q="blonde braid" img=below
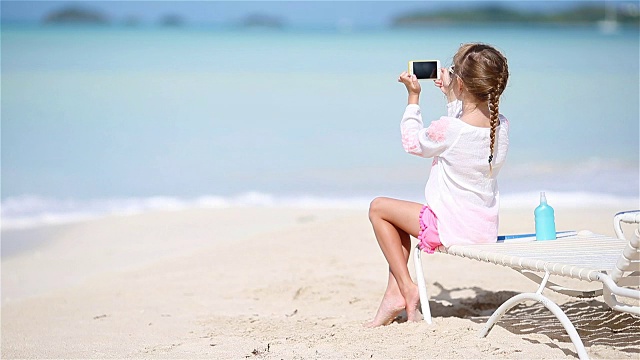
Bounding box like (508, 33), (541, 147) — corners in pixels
(488, 72), (506, 173)
(488, 92), (499, 172)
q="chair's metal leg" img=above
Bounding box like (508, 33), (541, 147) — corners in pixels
(519, 270), (602, 298)
(479, 292), (589, 360)
(600, 275), (640, 316)
(413, 245), (432, 324)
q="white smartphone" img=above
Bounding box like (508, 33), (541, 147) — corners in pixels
(408, 60), (441, 80)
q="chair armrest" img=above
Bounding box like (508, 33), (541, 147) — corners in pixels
(613, 210), (640, 240)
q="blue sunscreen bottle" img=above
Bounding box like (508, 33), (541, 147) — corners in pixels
(535, 192), (556, 240)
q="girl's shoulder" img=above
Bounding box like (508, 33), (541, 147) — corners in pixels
(436, 115), (464, 125)
(425, 116), (454, 143)
(446, 116), (489, 132)
(498, 114), (510, 131)
(429, 116), (468, 134)
(446, 114), (510, 132)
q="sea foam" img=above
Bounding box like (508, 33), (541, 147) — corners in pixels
(2, 192), (637, 230)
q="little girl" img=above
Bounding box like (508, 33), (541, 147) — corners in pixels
(366, 43), (510, 327)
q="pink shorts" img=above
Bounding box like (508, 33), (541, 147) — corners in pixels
(418, 205), (442, 254)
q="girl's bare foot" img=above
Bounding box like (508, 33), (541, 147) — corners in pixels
(364, 293), (405, 328)
(404, 285), (423, 322)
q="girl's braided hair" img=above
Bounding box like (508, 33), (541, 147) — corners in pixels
(452, 43), (509, 172)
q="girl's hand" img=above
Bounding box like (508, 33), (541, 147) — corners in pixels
(398, 71), (421, 95)
(434, 67), (453, 95)
(434, 67), (457, 102)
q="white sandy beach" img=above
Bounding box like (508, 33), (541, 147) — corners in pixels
(2, 205), (639, 359)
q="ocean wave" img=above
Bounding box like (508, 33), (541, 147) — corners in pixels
(0, 192), (372, 230)
(1, 191), (638, 230)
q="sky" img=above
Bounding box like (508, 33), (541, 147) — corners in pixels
(0, 1), (620, 28)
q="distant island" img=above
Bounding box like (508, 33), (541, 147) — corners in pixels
(159, 14), (185, 27)
(392, 3), (640, 27)
(239, 13), (285, 29)
(42, 6), (109, 25)
(40, 6), (283, 28)
(38, 3), (639, 29)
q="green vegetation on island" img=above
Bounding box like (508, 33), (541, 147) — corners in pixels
(42, 6), (109, 25)
(392, 3), (640, 27)
(159, 14), (185, 27)
(239, 13), (285, 29)
(40, 6), (284, 29)
(38, 2), (639, 29)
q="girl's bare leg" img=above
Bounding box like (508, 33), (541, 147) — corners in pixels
(364, 269), (406, 327)
(365, 197), (424, 327)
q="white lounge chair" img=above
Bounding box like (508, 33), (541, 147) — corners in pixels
(413, 210), (640, 360)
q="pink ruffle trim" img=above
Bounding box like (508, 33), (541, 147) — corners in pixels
(418, 205), (442, 254)
(426, 118), (449, 143)
(401, 128), (421, 154)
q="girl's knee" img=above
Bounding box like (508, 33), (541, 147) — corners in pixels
(369, 197), (389, 221)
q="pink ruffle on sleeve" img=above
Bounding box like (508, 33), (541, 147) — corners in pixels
(426, 118), (449, 143)
(401, 127), (421, 155)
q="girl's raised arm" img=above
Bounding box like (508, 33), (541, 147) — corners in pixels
(398, 71), (421, 105)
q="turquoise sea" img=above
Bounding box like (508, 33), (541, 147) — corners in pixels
(2, 24), (639, 228)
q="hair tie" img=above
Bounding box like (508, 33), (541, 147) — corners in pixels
(488, 154), (494, 164)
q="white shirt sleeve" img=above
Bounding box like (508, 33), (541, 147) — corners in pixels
(400, 104), (457, 158)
